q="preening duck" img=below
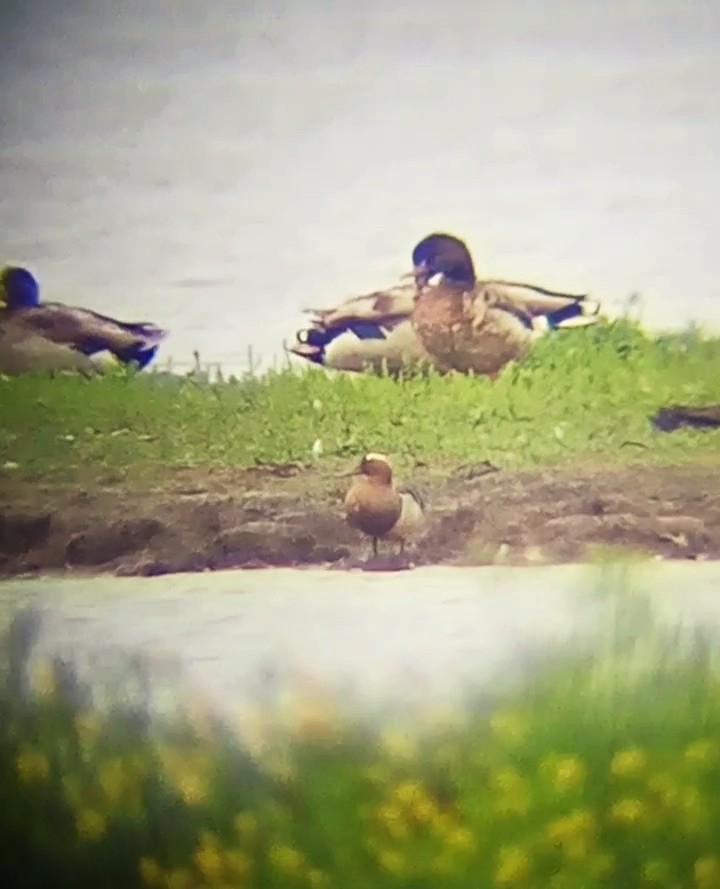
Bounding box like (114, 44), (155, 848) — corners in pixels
(0, 266), (167, 372)
(286, 233), (600, 377)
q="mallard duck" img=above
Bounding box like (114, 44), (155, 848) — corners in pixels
(286, 282), (435, 376)
(0, 266), (167, 370)
(0, 323), (99, 377)
(343, 452), (426, 557)
(406, 232), (600, 376)
(286, 233), (600, 377)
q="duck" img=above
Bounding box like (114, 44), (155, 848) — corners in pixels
(0, 323), (99, 377)
(286, 282), (435, 377)
(0, 266), (167, 371)
(343, 452), (426, 557)
(285, 233), (600, 377)
(406, 232), (600, 376)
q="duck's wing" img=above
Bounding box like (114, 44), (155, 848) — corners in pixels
(11, 303), (166, 365)
(303, 283), (417, 329)
(0, 322), (99, 377)
(481, 280), (601, 328)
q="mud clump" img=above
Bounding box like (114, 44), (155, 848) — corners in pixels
(1, 463), (720, 577)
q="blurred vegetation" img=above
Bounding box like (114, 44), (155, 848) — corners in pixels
(1, 319), (719, 485)
(3, 572), (720, 888)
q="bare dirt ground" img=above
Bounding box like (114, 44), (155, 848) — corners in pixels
(1, 462), (719, 577)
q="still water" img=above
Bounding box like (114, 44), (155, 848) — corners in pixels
(2, 0), (720, 372)
(2, 562), (720, 713)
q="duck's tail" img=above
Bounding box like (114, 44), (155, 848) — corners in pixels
(285, 321), (389, 366)
(482, 280), (601, 329)
(543, 297), (601, 330)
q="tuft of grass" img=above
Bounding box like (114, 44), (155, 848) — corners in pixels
(3, 578), (720, 889)
(1, 320), (720, 483)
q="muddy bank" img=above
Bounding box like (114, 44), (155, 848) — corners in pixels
(1, 463), (719, 578)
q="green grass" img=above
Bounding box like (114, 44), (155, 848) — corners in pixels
(1, 320), (720, 482)
(3, 577), (720, 889)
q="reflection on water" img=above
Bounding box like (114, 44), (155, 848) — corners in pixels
(2, 562), (720, 713)
(2, 0), (720, 371)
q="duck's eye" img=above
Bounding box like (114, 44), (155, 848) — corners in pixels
(297, 329), (309, 344)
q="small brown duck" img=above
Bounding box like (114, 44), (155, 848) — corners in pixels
(343, 453), (426, 557)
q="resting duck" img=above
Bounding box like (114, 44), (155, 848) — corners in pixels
(286, 233), (600, 377)
(0, 266), (167, 371)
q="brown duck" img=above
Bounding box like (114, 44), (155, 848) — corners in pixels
(343, 453), (426, 557)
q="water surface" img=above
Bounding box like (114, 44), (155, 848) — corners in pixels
(2, 0), (720, 371)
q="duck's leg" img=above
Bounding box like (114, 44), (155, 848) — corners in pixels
(372, 537), (379, 558)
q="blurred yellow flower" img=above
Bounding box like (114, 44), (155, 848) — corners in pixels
(489, 710), (530, 746)
(307, 869), (329, 888)
(685, 740), (720, 770)
(376, 803), (408, 840)
(193, 844), (223, 882)
(548, 756), (587, 792)
(444, 826), (476, 854)
(695, 855), (720, 889)
(492, 767), (532, 817)
(234, 812), (258, 843)
(163, 868), (194, 889)
(431, 811), (456, 837)
(15, 748), (50, 783)
(377, 849), (406, 876)
(29, 658), (56, 699)
(74, 712), (102, 750)
(393, 780), (426, 807)
(641, 859), (673, 885)
(225, 848), (252, 879)
(139, 857), (164, 887)
(609, 797), (646, 826)
(268, 844), (305, 876)
(546, 809), (597, 850)
(75, 808), (107, 842)
(173, 769), (208, 806)
(495, 845), (532, 886)
(98, 757), (128, 806)
(647, 772), (679, 807)
(610, 747), (648, 778)
(378, 727), (417, 761)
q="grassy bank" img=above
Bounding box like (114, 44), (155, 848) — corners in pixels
(1, 320), (719, 484)
(3, 577), (720, 888)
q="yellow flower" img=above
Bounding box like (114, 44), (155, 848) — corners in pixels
(139, 857), (164, 887)
(224, 848), (252, 879)
(542, 755), (587, 793)
(234, 812), (258, 843)
(410, 794), (438, 825)
(378, 727), (417, 761)
(393, 780), (426, 807)
(268, 844), (305, 876)
(492, 767), (531, 817)
(685, 741), (720, 770)
(29, 658), (56, 699)
(546, 809), (597, 852)
(163, 868), (194, 889)
(444, 826), (476, 853)
(610, 748), (648, 778)
(642, 859), (673, 885)
(609, 797), (646, 826)
(377, 849), (406, 876)
(647, 772), (679, 807)
(98, 757), (128, 806)
(173, 769), (208, 806)
(431, 811), (456, 836)
(15, 749), (50, 783)
(193, 844), (223, 882)
(695, 855), (720, 889)
(376, 803), (408, 840)
(307, 869), (329, 888)
(75, 808), (107, 842)
(74, 712), (102, 750)
(495, 846), (532, 886)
